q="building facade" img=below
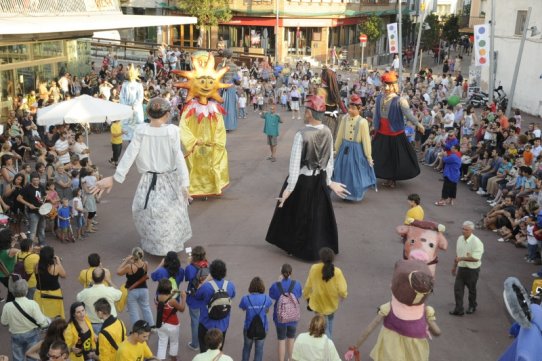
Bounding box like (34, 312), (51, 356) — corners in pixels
(479, 0), (542, 116)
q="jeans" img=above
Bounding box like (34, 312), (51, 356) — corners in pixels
(157, 322), (180, 359)
(528, 244), (538, 261)
(242, 329), (265, 361)
(239, 108), (246, 119)
(323, 313), (335, 339)
(127, 288), (155, 327)
(27, 212), (46, 245)
(12, 328), (40, 361)
(189, 306), (200, 348)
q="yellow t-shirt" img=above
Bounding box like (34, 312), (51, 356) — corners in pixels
(405, 205), (424, 224)
(98, 318), (126, 361)
(17, 251), (40, 288)
(303, 263), (348, 315)
(111, 122), (123, 145)
(115, 340), (152, 361)
(78, 267), (111, 288)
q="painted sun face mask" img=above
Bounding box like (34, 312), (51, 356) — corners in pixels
(172, 52), (231, 105)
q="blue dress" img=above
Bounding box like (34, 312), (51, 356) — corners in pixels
(223, 86), (238, 131)
(333, 117), (376, 201)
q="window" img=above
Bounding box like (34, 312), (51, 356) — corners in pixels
(515, 10), (527, 36)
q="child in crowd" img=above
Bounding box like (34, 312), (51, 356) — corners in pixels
(45, 181), (60, 208)
(280, 91), (288, 110)
(404, 193), (424, 224)
(525, 216), (538, 262)
(72, 188), (85, 240)
(109, 119), (123, 167)
(260, 104), (282, 162)
(238, 93), (247, 119)
(257, 92), (265, 112)
(57, 197), (73, 243)
(405, 120), (415, 145)
(252, 93), (258, 111)
(71, 170), (80, 191)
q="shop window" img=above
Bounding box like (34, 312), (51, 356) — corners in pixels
(33, 41), (63, 60)
(0, 44), (30, 64)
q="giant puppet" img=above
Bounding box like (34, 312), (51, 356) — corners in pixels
(318, 67), (347, 140)
(119, 64), (144, 141)
(173, 52), (230, 198)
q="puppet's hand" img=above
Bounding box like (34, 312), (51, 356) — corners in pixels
(90, 176), (114, 197)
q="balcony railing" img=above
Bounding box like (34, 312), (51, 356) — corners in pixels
(0, 0), (120, 16)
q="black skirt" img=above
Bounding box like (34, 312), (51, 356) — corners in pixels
(441, 177), (457, 199)
(372, 132), (420, 181)
(265, 172), (338, 261)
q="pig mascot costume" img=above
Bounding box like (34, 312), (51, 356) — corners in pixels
(346, 259), (441, 361)
(397, 219), (448, 276)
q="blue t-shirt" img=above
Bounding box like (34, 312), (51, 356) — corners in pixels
(58, 206), (71, 228)
(239, 293), (273, 331)
(195, 278), (236, 331)
(268, 279), (303, 326)
(150, 267), (184, 290)
(405, 126), (415, 143)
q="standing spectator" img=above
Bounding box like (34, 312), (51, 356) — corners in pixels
(151, 251), (184, 293)
(109, 119), (123, 167)
(404, 193), (424, 224)
(54, 131), (71, 165)
(155, 279), (186, 361)
(449, 221), (484, 316)
(64, 302), (97, 361)
(115, 320), (153, 361)
(0, 229), (19, 302)
(77, 267), (122, 335)
(185, 246), (209, 352)
(269, 264), (303, 361)
(289, 86), (301, 121)
(34, 246), (66, 319)
(16, 238), (40, 300)
(72, 188), (85, 240)
(54, 164), (72, 202)
(192, 329), (234, 361)
(78, 253), (114, 288)
(58, 73), (70, 98)
(94, 298), (126, 361)
(302, 247), (348, 339)
(435, 145), (462, 206)
(238, 93), (247, 119)
(260, 104), (282, 162)
(116, 247), (155, 328)
(56, 198), (73, 243)
(195, 259), (236, 353)
(1, 279), (50, 361)
(4, 173), (26, 234)
(291, 315), (341, 361)
(239, 277), (273, 361)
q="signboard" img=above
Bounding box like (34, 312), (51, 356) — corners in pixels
(473, 24), (490, 67)
(359, 34), (368, 43)
(387, 23), (399, 54)
(468, 65), (482, 98)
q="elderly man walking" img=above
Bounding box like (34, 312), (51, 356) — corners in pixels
(1, 279), (50, 361)
(449, 221), (484, 316)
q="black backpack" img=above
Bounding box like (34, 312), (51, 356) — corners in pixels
(207, 280), (232, 320)
(188, 264), (210, 295)
(246, 295), (266, 340)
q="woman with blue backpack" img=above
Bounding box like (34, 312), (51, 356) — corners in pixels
(269, 264), (303, 361)
(239, 277), (273, 361)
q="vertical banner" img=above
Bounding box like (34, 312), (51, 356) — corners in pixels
(468, 65), (482, 98)
(473, 24), (490, 66)
(387, 22), (398, 53)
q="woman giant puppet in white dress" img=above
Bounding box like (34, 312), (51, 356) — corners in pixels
(92, 97), (192, 256)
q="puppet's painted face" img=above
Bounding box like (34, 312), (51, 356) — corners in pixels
(195, 76), (218, 98)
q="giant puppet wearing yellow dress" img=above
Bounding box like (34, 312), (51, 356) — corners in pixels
(173, 52), (230, 197)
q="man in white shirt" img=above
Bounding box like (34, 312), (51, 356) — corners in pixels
(443, 106), (455, 130)
(58, 73), (70, 97)
(76, 267), (122, 335)
(532, 138), (542, 159)
(1, 280), (50, 361)
(54, 131), (71, 164)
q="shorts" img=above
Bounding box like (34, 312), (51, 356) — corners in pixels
(267, 135), (278, 146)
(74, 215), (85, 228)
(275, 324), (297, 340)
(290, 101), (300, 111)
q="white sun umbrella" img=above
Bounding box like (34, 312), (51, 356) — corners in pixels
(37, 94), (134, 144)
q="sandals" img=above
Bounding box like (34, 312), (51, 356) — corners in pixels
(435, 200), (447, 206)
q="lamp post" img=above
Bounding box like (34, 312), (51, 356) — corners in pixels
(488, 0), (495, 105)
(275, 0), (279, 63)
(505, 7), (539, 116)
(398, 0), (403, 91)
(411, 0), (428, 85)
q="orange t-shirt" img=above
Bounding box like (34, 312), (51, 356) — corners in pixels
(524, 150), (533, 166)
(499, 115), (509, 130)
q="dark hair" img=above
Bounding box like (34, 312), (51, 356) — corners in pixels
(407, 193), (421, 205)
(132, 320), (152, 334)
(69, 302), (86, 336)
(281, 263), (293, 279)
(248, 276), (265, 294)
(319, 247), (335, 282)
(204, 328), (224, 350)
(11, 173), (25, 187)
(163, 251), (181, 278)
(45, 153), (55, 165)
(191, 246), (206, 262)
(209, 259), (227, 280)
(1, 154), (12, 167)
(39, 318), (68, 360)
(19, 238), (33, 252)
(92, 267), (105, 284)
(29, 171), (40, 180)
(75, 132), (83, 140)
(38, 246), (55, 274)
(49, 340), (69, 357)
(94, 297), (112, 315)
(88, 253), (100, 267)
(157, 278), (173, 295)
(0, 228), (12, 251)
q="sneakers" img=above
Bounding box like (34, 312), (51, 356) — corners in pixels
(497, 238), (505, 242)
(476, 189), (487, 195)
(489, 202), (497, 207)
(187, 343), (199, 351)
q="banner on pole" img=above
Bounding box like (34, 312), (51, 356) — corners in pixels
(473, 24), (490, 67)
(387, 22), (398, 54)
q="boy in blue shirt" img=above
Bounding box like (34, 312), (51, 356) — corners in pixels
(261, 104), (283, 162)
(405, 120), (415, 144)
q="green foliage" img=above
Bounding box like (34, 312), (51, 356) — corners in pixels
(402, 14), (415, 43)
(359, 15), (384, 42)
(421, 13), (441, 49)
(177, 0), (232, 27)
(441, 14), (460, 43)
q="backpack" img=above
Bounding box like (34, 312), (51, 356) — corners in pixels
(13, 254), (31, 281)
(246, 296), (266, 340)
(207, 280), (232, 320)
(276, 281), (300, 324)
(188, 264), (209, 295)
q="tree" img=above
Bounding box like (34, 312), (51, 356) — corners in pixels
(420, 13), (441, 49)
(359, 15), (384, 42)
(177, 0), (232, 47)
(402, 14), (415, 45)
(441, 14), (460, 43)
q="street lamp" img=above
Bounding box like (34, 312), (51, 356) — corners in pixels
(505, 7), (539, 116)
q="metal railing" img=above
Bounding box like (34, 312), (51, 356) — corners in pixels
(0, 0), (119, 16)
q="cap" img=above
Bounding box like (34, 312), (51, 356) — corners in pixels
(147, 97), (171, 119)
(381, 71), (398, 84)
(349, 94), (362, 105)
(304, 95), (326, 113)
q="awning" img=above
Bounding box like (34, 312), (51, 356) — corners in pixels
(0, 14), (196, 41)
(459, 27), (474, 34)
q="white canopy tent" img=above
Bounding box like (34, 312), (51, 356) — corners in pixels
(37, 95), (134, 144)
